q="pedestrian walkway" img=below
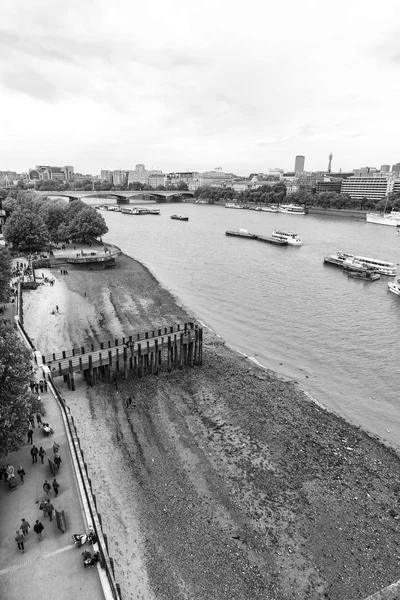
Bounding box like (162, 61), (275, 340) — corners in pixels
(0, 369), (106, 600)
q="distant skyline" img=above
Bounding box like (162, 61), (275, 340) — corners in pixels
(1, 0), (400, 176)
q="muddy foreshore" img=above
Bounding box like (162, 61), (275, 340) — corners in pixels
(24, 253), (400, 600)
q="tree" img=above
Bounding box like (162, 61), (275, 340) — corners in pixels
(39, 200), (69, 243)
(0, 247), (12, 303)
(3, 207), (50, 252)
(67, 207), (108, 242)
(0, 323), (42, 456)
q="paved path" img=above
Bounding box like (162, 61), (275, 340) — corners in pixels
(0, 371), (105, 600)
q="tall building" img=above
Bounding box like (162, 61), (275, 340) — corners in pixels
(101, 170), (113, 182)
(128, 164), (147, 185)
(328, 153), (333, 173)
(392, 163), (400, 177)
(380, 165), (390, 173)
(112, 170), (127, 186)
(294, 155), (305, 173)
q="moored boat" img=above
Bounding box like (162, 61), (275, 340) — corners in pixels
(366, 210), (400, 227)
(225, 229), (257, 239)
(348, 271), (380, 281)
(324, 251), (396, 276)
(171, 215), (189, 221)
(278, 203), (306, 215)
(147, 208), (160, 215)
(388, 278), (400, 296)
(272, 230), (302, 246)
(261, 205), (279, 213)
(225, 203), (243, 209)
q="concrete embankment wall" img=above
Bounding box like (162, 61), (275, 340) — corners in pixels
(307, 207), (368, 219)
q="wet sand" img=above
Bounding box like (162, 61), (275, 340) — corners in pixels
(24, 254), (400, 600)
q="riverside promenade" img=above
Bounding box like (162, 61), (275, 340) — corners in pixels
(0, 369), (106, 599)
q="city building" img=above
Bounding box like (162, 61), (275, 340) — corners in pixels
(28, 165), (74, 181)
(199, 167), (234, 188)
(392, 163), (400, 177)
(380, 165), (390, 173)
(128, 164), (147, 185)
(147, 173), (165, 188)
(112, 170), (127, 186)
(100, 170), (113, 182)
(341, 174), (394, 201)
(315, 179), (342, 194)
(294, 155), (305, 173)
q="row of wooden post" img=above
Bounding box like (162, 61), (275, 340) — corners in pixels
(63, 327), (203, 390)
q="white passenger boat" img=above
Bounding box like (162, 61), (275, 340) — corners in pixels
(225, 203), (243, 209)
(272, 230), (302, 246)
(261, 205), (279, 213)
(354, 254), (396, 276)
(325, 251), (396, 276)
(147, 208), (160, 215)
(278, 203), (306, 215)
(388, 278), (400, 295)
(366, 210), (400, 227)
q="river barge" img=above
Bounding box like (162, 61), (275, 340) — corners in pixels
(171, 215), (189, 221)
(348, 271), (380, 281)
(225, 229), (257, 239)
(256, 235), (288, 245)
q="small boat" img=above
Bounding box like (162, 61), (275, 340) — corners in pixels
(278, 203), (306, 215)
(171, 215), (189, 221)
(95, 205), (100, 209)
(388, 278), (400, 296)
(272, 230), (302, 246)
(225, 203), (243, 209)
(225, 229), (257, 239)
(348, 270), (380, 281)
(324, 251), (396, 276)
(147, 208), (160, 215)
(256, 235), (288, 245)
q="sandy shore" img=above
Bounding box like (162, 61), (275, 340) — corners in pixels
(24, 254), (400, 600)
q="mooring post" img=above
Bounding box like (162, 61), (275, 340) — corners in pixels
(150, 350), (154, 374)
(188, 331), (194, 366)
(123, 346), (128, 380)
(154, 339), (159, 374)
(66, 374), (71, 390)
(108, 349), (113, 369)
(179, 333), (184, 369)
(159, 337), (163, 365)
(88, 355), (94, 386)
(174, 334), (178, 366)
(167, 336), (172, 372)
(130, 344), (134, 370)
(69, 360), (75, 391)
(194, 328), (198, 364)
(138, 343), (142, 378)
(199, 328), (203, 365)
(116, 348), (120, 372)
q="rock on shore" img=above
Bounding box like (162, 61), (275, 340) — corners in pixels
(24, 254), (400, 600)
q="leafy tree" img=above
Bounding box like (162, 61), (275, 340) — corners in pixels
(3, 207), (50, 252)
(40, 200), (69, 243)
(0, 247), (12, 303)
(176, 182), (189, 190)
(0, 323), (42, 456)
(67, 207), (108, 242)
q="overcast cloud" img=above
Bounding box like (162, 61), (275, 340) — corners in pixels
(0, 0), (399, 175)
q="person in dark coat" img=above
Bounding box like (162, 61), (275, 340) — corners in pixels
(30, 445), (38, 463)
(20, 518), (31, 537)
(34, 520), (44, 541)
(27, 428), (34, 444)
(17, 466), (26, 483)
(15, 530), (25, 553)
(38, 447), (46, 464)
(52, 478), (60, 497)
(45, 501), (54, 522)
(36, 413), (42, 426)
(43, 480), (51, 496)
(54, 453), (62, 469)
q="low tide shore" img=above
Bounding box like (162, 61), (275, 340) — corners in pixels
(24, 252), (400, 600)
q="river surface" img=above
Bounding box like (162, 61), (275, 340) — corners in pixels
(84, 198), (400, 447)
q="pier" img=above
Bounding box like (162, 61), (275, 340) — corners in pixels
(42, 322), (203, 390)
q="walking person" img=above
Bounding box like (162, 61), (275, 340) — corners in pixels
(54, 453), (62, 470)
(34, 520), (44, 541)
(29, 415), (35, 428)
(45, 501), (54, 522)
(27, 428), (34, 444)
(38, 446), (46, 464)
(20, 519), (31, 538)
(36, 413), (42, 426)
(15, 530), (25, 553)
(44, 380), (48, 392)
(52, 478), (60, 497)
(17, 466), (26, 483)
(39, 499), (49, 518)
(52, 442), (59, 455)
(43, 480), (51, 497)
(30, 445), (38, 464)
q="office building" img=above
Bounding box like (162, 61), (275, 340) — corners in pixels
(392, 163), (400, 177)
(341, 174), (393, 201)
(112, 170), (127, 186)
(294, 155), (305, 173)
(380, 165), (390, 173)
(128, 164), (147, 185)
(28, 165), (74, 181)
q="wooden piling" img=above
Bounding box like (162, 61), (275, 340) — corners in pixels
(69, 360), (75, 391)
(179, 333), (184, 369)
(188, 331), (194, 367)
(167, 336), (172, 372)
(123, 346), (128, 380)
(88, 355), (94, 386)
(154, 339), (159, 374)
(138, 344), (142, 378)
(116, 348), (120, 372)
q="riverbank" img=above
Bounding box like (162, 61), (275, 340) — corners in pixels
(24, 253), (400, 600)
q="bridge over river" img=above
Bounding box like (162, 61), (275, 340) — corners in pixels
(37, 190), (194, 203)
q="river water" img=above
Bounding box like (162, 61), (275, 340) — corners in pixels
(84, 198), (400, 447)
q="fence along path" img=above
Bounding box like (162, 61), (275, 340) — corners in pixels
(44, 322), (203, 390)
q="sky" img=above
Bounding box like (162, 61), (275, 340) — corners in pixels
(1, 0), (400, 176)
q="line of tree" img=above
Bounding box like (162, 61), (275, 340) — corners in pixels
(194, 185), (400, 212)
(7, 179), (189, 193)
(2, 191), (108, 252)
(0, 248), (43, 456)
